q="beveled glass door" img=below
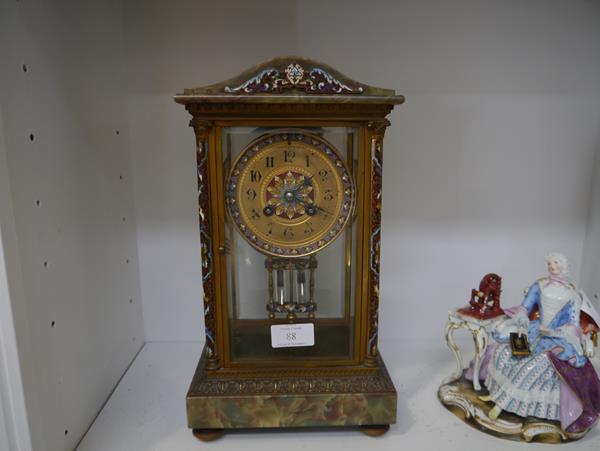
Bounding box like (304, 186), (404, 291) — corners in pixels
(215, 124), (365, 366)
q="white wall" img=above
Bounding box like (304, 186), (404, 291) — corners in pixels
(126, 0), (600, 343)
(0, 110), (33, 451)
(0, 1), (144, 450)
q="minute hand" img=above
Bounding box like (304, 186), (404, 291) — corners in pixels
(314, 204), (333, 216)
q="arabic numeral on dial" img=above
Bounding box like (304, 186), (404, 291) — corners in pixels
(246, 188), (257, 200)
(283, 227), (294, 239)
(304, 222), (314, 235)
(265, 156), (274, 168)
(323, 189), (334, 201)
(284, 150), (295, 163)
(250, 170), (262, 182)
(305, 154), (310, 167)
(251, 208), (260, 220)
(267, 222), (273, 235)
(318, 169), (329, 181)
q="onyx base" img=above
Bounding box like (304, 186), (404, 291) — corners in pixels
(186, 347), (397, 435)
(438, 373), (590, 443)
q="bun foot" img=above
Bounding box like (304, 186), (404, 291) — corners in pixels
(192, 428), (225, 441)
(360, 424), (390, 437)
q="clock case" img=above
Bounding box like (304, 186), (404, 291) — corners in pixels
(174, 57), (404, 437)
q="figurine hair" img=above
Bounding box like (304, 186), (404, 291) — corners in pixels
(545, 252), (570, 275)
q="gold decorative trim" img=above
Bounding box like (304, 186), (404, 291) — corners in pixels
(184, 103), (395, 120)
(190, 347), (395, 396)
(365, 119), (389, 365)
(190, 119), (220, 370)
(207, 364), (378, 379)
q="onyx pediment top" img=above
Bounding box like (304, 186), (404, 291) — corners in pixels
(174, 56), (404, 105)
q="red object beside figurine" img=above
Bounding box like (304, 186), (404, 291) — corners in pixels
(458, 273), (505, 319)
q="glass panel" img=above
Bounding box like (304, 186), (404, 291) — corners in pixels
(222, 126), (359, 362)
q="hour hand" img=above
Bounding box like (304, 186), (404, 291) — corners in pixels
(302, 174), (315, 186)
(302, 201), (332, 216)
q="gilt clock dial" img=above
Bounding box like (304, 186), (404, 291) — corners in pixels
(226, 130), (355, 257)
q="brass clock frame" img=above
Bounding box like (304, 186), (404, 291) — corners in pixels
(175, 57), (404, 439)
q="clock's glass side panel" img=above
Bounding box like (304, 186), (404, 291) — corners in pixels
(222, 126), (359, 363)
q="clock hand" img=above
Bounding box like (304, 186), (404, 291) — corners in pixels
(298, 199), (333, 216)
(301, 174), (315, 186)
(314, 205), (333, 216)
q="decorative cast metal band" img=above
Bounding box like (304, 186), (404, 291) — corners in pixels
(191, 352), (395, 396)
(366, 120), (389, 359)
(224, 63), (364, 95)
(266, 302), (317, 314)
(265, 257), (318, 271)
(193, 374), (394, 396)
(186, 103), (391, 117)
(192, 119), (218, 366)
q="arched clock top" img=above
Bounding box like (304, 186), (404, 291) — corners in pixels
(174, 57), (405, 105)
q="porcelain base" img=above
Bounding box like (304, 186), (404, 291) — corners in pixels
(438, 373), (590, 443)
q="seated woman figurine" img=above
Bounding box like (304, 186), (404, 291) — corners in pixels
(478, 253), (600, 433)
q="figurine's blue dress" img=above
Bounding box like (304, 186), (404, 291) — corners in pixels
(483, 276), (599, 430)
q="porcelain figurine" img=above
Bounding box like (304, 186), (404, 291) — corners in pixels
(478, 253), (600, 433)
(440, 252), (600, 442)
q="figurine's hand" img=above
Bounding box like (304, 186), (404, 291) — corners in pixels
(514, 314), (529, 338)
(539, 325), (552, 336)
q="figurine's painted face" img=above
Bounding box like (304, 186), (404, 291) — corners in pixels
(547, 258), (564, 276)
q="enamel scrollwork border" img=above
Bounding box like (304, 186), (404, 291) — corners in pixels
(190, 118), (219, 370)
(224, 63), (364, 95)
(365, 119), (390, 366)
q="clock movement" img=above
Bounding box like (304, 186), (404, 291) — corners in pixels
(175, 57), (404, 440)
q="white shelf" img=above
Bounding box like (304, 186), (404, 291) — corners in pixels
(76, 341), (600, 451)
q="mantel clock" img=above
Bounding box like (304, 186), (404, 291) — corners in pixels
(175, 57), (404, 440)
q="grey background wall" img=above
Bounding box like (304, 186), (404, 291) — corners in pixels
(125, 0), (600, 342)
(582, 146), (600, 302)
